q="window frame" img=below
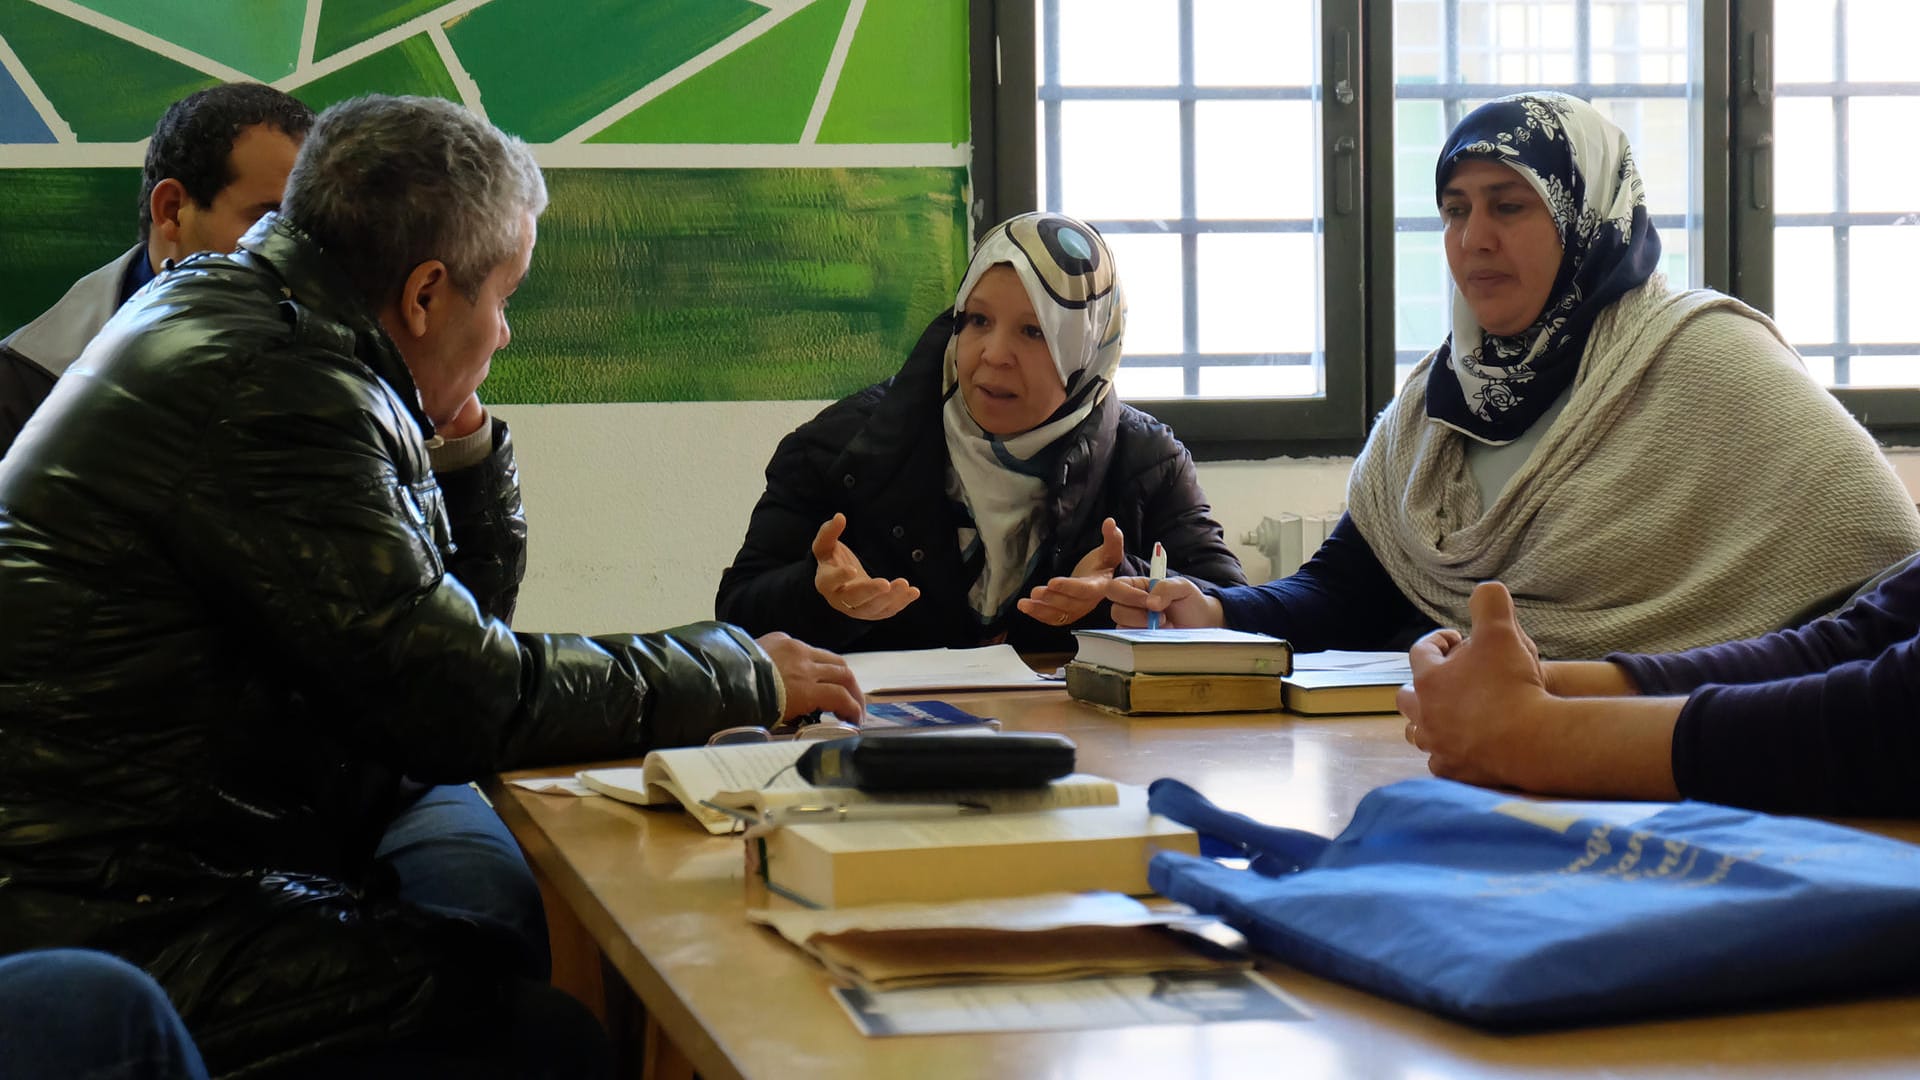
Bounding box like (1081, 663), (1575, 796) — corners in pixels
(973, 1), (1917, 458)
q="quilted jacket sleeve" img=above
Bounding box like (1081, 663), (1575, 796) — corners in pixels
(156, 348), (777, 781)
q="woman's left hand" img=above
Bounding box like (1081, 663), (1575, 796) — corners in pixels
(1016, 518), (1124, 628)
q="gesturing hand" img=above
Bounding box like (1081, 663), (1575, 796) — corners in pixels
(1398, 581), (1551, 788)
(1017, 517), (1124, 628)
(812, 513), (920, 621)
(756, 632), (865, 721)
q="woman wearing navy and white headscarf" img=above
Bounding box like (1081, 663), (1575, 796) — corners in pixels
(718, 212), (1244, 652)
(1111, 92), (1920, 659)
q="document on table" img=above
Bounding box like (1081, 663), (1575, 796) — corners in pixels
(845, 644), (1057, 693)
(833, 970), (1309, 1036)
(1291, 650), (1412, 674)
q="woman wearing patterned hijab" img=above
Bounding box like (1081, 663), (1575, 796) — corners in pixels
(1111, 92), (1920, 659)
(718, 212), (1244, 652)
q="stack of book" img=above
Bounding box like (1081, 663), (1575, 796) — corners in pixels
(1280, 651), (1414, 715)
(575, 741), (1199, 908)
(1064, 628), (1294, 715)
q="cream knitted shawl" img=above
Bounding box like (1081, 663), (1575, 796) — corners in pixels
(1348, 275), (1920, 658)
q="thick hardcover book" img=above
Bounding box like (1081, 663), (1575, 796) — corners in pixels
(577, 741), (1115, 835)
(1070, 628), (1293, 676)
(1065, 661), (1284, 715)
(1279, 668), (1410, 715)
(750, 788), (1198, 908)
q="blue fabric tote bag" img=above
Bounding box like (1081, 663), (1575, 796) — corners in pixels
(1146, 777), (1920, 1027)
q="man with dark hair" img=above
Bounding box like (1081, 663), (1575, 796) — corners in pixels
(0, 82), (313, 453)
(0, 93), (864, 1076)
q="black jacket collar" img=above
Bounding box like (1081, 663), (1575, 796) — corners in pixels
(237, 213), (436, 438)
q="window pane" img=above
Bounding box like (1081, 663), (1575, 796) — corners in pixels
(1776, 0), (1837, 84)
(1391, 0), (1699, 366)
(1843, 0), (1920, 83)
(1847, 98), (1920, 214)
(1055, 0), (1178, 86)
(1195, 102), (1315, 219)
(1038, 0), (1325, 403)
(1055, 102), (1182, 219)
(1851, 228), (1920, 350)
(1196, 232), (1320, 356)
(1773, 2), (1920, 388)
(1774, 98), (1837, 215)
(1773, 226), (1837, 347)
(1193, 0), (1313, 87)
(1105, 233), (1184, 355)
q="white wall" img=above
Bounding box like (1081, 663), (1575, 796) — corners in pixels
(495, 402), (1920, 633)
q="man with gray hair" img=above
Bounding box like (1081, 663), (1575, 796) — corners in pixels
(0, 95), (863, 1076)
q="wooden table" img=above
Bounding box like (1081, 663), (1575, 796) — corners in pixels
(485, 690), (1920, 1080)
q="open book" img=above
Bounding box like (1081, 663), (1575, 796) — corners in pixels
(577, 741), (1120, 835)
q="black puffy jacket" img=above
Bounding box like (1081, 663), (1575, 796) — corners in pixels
(0, 215), (778, 1076)
(716, 312), (1246, 653)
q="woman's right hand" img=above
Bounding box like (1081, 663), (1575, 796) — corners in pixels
(1102, 575), (1225, 629)
(813, 513), (920, 621)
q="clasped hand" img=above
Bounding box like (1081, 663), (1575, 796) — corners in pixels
(1397, 581), (1552, 788)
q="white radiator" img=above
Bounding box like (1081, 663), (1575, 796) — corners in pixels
(1242, 508), (1345, 580)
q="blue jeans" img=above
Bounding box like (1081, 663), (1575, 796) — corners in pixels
(376, 782), (551, 979)
(0, 949), (209, 1080)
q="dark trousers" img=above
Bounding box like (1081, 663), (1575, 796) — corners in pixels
(0, 949), (210, 1080)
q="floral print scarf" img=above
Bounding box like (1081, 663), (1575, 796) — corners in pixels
(1426, 91), (1662, 444)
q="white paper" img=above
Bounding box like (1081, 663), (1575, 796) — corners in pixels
(845, 644), (1056, 693)
(749, 891), (1187, 944)
(509, 776), (596, 796)
(1290, 650), (1412, 674)
(833, 970), (1309, 1036)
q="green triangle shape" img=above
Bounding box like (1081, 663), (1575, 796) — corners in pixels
(0, 0), (220, 140)
(817, 0), (967, 143)
(66, 0), (301, 80)
(445, 0), (763, 143)
(312, 0), (445, 63)
(588, 0), (853, 144)
(288, 33), (459, 115)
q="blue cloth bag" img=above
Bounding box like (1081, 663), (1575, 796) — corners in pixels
(1147, 777), (1920, 1027)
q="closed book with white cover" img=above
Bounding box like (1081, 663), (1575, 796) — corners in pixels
(1071, 628), (1293, 676)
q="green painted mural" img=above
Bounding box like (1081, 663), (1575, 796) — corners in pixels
(495, 166), (966, 403)
(68, 0), (304, 80)
(0, 0), (217, 139)
(313, 0), (446, 62)
(588, 0), (852, 145)
(294, 33), (459, 112)
(445, 0), (765, 143)
(0, 0), (972, 404)
(817, 0), (969, 143)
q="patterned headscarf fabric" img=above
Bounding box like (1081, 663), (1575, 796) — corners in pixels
(1426, 91), (1662, 444)
(939, 212), (1127, 622)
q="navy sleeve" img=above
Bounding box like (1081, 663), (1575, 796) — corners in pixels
(1670, 636), (1920, 816)
(1611, 553), (1920, 695)
(1212, 512), (1434, 651)
(1601, 554), (1920, 815)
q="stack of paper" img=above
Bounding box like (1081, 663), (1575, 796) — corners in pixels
(748, 891), (1248, 992)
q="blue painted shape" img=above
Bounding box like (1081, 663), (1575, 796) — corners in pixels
(0, 62), (55, 143)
